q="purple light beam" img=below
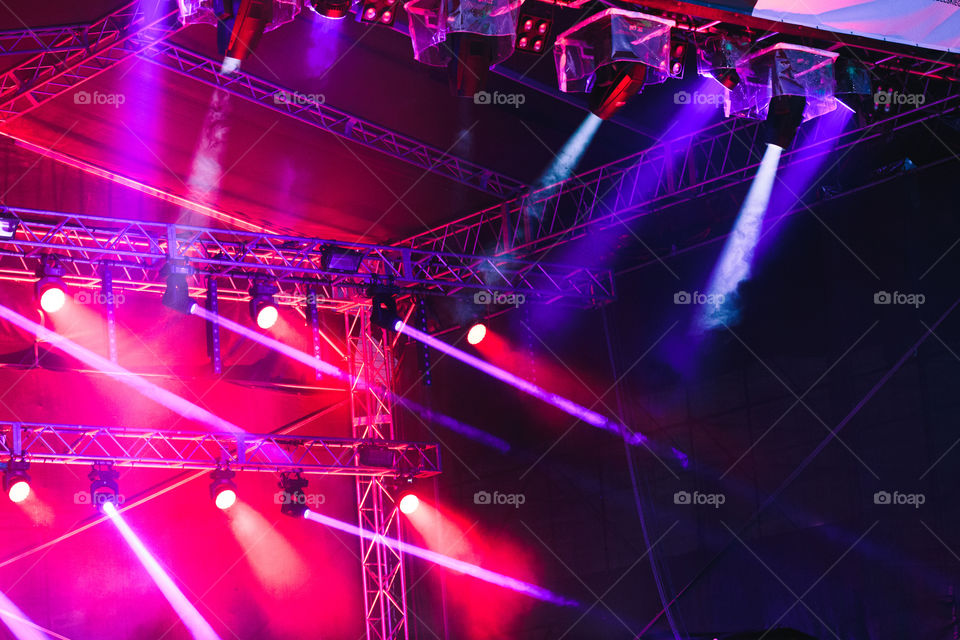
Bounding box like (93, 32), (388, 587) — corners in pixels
(395, 322), (656, 449)
(698, 143), (783, 331)
(0, 590), (53, 640)
(303, 508), (578, 607)
(103, 502), (221, 640)
(188, 305), (510, 452)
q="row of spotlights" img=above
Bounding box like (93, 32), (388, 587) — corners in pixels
(26, 256), (280, 331)
(3, 463), (420, 519)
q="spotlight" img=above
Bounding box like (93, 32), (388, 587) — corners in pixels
(466, 322), (486, 345)
(209, 468), (237, 510)
(669, 39), (687, 78)
(320, 245), (364, 273)
(88, 463), (120, 512)
(307, 0), (351, 19)
(358, 443), (396, 467)
(516, 12), (550, 53)
(249, 281), (279, 329)
(369, 292), (399, 331)
(0, 211), (19, 240)
(765, 94), (807, 150)
(278, 472), (309, 518)
(359, 0), (400, 25)
(3, 459), (30, 503)
(588, 62), (647, 120)
(724, 43), (838, 143)
(35, 254), (67, 314)
(697, 34), (746, 90)
(398, 492), (420, 515)
(220, 0), (273, 74)
(161, 261), (195, 314)
(555, 10), (675, 120)
(445, 33), (495, 98)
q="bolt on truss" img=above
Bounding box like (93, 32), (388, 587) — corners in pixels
(0, 207), (614, 308)
(346, 310), (408, 640)
(404, 88), (960, 261)
(0, 1), (181, 121)
(0, 421), (441, 476)
(139, 42), (527, 199)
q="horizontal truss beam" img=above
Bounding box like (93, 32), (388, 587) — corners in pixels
(0, 421), (441, 476)
(405, 88), (960, 261)
(0, 207), (614, 308)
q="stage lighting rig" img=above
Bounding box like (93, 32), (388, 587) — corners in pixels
(722, 43), (840, 148)
(176, 0), (300, 74)
(209, 467), (238, 509)
(369, 292), (400, 332)
(466, 322), (487, 345)
(278, 472), (309, 518)
(555, 9), (676, 119)
(358, 442), (396, 468)
(161, 261), (196, 314)
(697, 34), (748, 90)
(406, 0), (522, 97)
(516, 10), (552, 54)
(358, 0), (400, 25)
(308, 0), (352, 19)
(320, 245), (364, 273)
(3, 459), (30, 504)
(35, 254), (67, 314)
(765, 94), (807, 150)
(88, 463), (120, 513)
(0, 211), (19, 240)
(249, 280), (279, 329)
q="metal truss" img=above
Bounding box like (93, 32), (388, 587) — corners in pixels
(0, 2), (181, 121)
(0, 25), (89, 57)
(405, 88), (960, 261)
(139, 42), (527, 199)
(0, 421), (440, 477)
(0, 207), (613, 308)
(346, 310), (408, 640)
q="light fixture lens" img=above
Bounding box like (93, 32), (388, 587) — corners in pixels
(467, 323), (487, 345)
(39, 285), (66, 313)
(8, 480), (29, 503)
(215, 488), (237, 510)
(256, 304), (278, 329)
(399, 493), (419, 515)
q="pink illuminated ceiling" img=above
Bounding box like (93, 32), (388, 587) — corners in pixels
(0, 2), (655, 242)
